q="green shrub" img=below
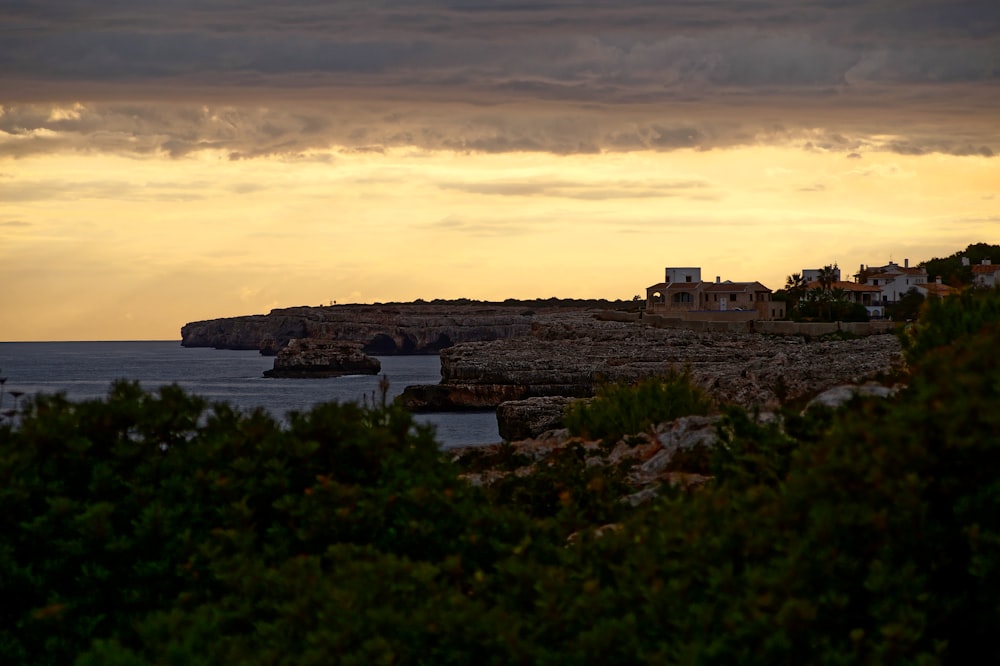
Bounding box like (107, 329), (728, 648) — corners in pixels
(564, 368), (713, 443)
(900, 286), (1000, 365)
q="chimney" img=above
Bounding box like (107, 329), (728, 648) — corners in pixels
(716, 276), (721, 284)
(904, 258), (909, 268)
(985, 259), (992, 266)
(936, 276), (942, 285)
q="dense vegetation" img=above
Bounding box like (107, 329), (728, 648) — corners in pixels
(3, 290), (1000, 663)
(920, 242), (1000, 287)
(777, 265), (870, 322)
(564, 368), (713, 443)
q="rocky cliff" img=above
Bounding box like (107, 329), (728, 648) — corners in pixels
(398, 311), (903, 413)
(180, 303), (552, 354)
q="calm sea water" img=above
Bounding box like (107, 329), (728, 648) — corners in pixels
(0, 341), (500, 448)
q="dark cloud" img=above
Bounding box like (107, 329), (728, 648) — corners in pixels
(1, 1), (997, 157)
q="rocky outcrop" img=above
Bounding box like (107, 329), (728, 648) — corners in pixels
(262, 339), (381, 378)
(181, 303), (554, 354)
(452, 413), (723, 500)
(495, 396), (583, 441)
(396, 383), (591, 413)
(406, 310), (903, 414)
(803, 383), (900, 411)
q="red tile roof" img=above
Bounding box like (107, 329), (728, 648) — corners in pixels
(972, 264), (1000, 274)
(806, 280), (882, 292)
(919, 283), (958, 297)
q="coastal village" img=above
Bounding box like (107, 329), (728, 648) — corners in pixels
(645, 256), (1000, 322)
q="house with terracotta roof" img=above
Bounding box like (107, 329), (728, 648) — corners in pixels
(972, 259), (1000, 289)
(646, 267), (784, 321)
(914, 278), (959, 300)
(804, 278), (885, 319)
(855, 259), (928, 304)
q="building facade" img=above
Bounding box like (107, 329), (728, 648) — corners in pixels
(646, 267), (784, 321)
(855, 259), (928, 303)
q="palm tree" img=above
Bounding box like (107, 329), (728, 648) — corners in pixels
(817, 264), (839, 293)
(814, 265), (840, 320)
(784, 272), (808, 312)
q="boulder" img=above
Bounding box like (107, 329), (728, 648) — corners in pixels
(803, 383), (899, 411)
(630, 415), (722, 485)
(496, 396), (584, 441)
(263, 339), (381, 378)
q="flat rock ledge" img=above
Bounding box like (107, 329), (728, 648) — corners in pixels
(263, 339), (381, 378)
(403, 311), (904, 414)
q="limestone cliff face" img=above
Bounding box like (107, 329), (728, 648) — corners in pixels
(180, 315), (307, 351)
(180, 303), (541, 354)
(402, 311), (904, 413)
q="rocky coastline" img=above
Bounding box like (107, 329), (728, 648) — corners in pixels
(180, 302), (569, 355)
(181, 302), (903, 445)
(399, 310), (903, 415)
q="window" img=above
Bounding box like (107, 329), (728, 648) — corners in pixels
(730, 293), (736, 302)
(685, 275), (692, 282)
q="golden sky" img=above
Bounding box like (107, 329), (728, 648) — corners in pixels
(2, 2), (998, 340)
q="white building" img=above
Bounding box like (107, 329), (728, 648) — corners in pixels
(856, 259), (927, 303)
(972, 259), (1000, 289)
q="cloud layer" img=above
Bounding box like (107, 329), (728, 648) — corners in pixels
(1, 1), (998, 157)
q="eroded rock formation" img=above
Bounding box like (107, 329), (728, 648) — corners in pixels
(181, 303), (550, 354)
(495, 396), (582, 441)
(402, 310), (903, 417)
(262, 339), (381, 378)
(452, 413), (724, 500)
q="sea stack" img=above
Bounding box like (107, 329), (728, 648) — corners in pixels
(263, 339), (381, 378)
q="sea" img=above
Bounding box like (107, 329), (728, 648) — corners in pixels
(0, 341), (500, 449)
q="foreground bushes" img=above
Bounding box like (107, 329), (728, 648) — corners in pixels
(3, 321), (1000, 663)
(564, 368), (713, 442)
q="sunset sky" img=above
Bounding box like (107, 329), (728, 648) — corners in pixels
(2, 1), (998, 341)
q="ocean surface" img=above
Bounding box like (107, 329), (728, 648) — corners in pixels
(0, 341), (500, 448)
